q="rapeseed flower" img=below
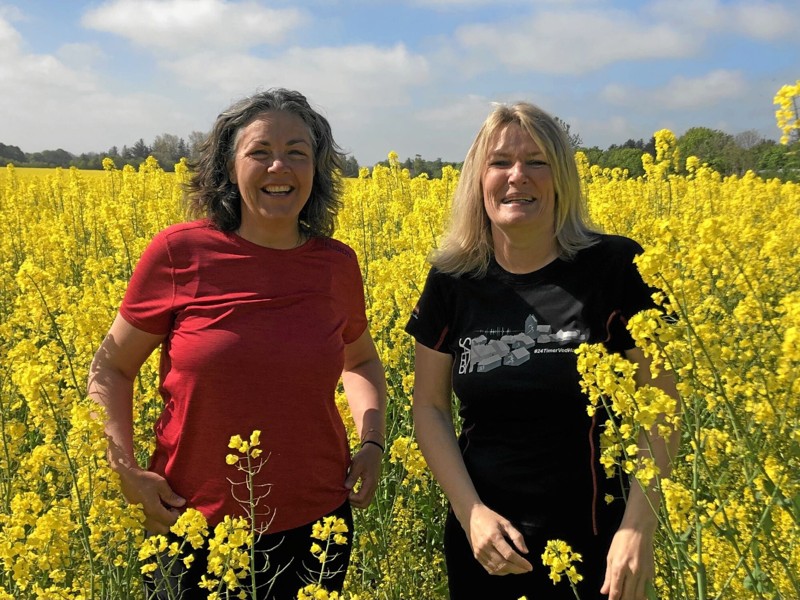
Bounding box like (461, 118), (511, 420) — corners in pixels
(1, 144), (799, 598)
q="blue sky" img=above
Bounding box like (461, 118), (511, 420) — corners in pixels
(1, 0), (798, 165)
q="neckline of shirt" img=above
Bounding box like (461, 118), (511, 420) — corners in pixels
(227, 230), (317, 254)
(488, 254), (566, 286)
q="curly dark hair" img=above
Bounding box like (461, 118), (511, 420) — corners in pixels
(185, 88), (345, 237)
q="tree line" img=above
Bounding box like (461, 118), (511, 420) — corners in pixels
(0, 132), (207, 172)
(0, 132), (364, 178)
(580, 127), (799, 182)
(2, 124), (798, 182)
(378, 126), (800, 183)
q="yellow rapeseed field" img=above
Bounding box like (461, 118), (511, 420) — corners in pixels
(0, 132), (798, 598)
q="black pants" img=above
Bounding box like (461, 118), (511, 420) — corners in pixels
(444, 509), (611, 600)
(143, 501), (353, 600)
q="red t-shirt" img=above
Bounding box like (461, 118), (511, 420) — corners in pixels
(120, 220), (367, 532)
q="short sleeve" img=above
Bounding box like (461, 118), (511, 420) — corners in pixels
(341, 251), (368, 345)
(119, 231), (176, 335)
(404, 268), (455, 354)
(604, 238), (660, 353)
(620, 240), (659, 318)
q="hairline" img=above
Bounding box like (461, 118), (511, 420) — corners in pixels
(229, 110), (317, 166)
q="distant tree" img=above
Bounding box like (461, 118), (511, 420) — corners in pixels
(754, 140), (800, 181)
(754, 140), (784, 172)
(177, 138), (189, 160)
(412, 154), (430, 177)
(27, 149), (73, 167)
(618, 139), (641, 150)
(609, 138), (653, 153)
(0, 142), (26, 165)
(725, 130), (766, 174)
(580, 146), (604, 166)
(341, 155), (360, 178)
(600, 147), (645, 177)
(187, 131), (208, 162)
(678, 127), (737, 173)
(431, 157), (444, 179)
(734, 130), (764, 151)
(376, 155), (462, 177)
(73, 152), (104, 170)
(130, 138), (150, 159)
(643, 136), (656, 156)
(151, 133), (183, 171)
(554, 117), (583, 150)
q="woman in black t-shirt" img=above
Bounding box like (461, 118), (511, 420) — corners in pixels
(405, 102), (680, 600)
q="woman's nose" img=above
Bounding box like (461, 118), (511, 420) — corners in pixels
(509, 161), (528, 183)
(267, 156), (289, 172)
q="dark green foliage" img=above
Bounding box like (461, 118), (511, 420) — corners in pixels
(0, 142), (26, 165)
(374, 154), (462, 179)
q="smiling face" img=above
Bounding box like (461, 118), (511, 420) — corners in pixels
(481, 122), (556, 240)
(228, 110), (315, 242)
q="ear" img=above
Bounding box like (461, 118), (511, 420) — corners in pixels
(227, 159), (237, 185)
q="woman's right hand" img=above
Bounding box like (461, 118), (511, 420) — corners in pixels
(461, 503), (533, 576)
(117, 467), (186, 534)
(412, 343), (532, 577)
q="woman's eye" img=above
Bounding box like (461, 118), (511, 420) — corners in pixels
(528, 160), (549, 168)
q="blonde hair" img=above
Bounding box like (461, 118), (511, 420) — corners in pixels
(431, 102), (598, 277)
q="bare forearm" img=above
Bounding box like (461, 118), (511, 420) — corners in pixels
(622, 351), (682, 531)
(622, 438), (671, 537)
(413, 403), (481, 523)
(87, 314), (164, 472)
(342, 356), (386, 441)
(87, 366), (138, 472)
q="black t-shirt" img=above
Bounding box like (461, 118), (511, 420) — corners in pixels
(405, 234), (657, 537)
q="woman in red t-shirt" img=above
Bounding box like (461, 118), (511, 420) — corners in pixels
(88, 88), (386, 599)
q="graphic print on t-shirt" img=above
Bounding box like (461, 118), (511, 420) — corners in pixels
(457, 312), (587, 375)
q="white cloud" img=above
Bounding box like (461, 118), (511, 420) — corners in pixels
(56, 43), (106, 69)
(0, 36), (98, 101)
(454, 9), (697, 75)
(2, 0), (793, 163)
(0, 12), (194, 154)
(731, 2), (797, 39)
(600, 69), (747, 110)
(0, 4), (25, 21)
(0, 13), (21, 53)
(416, 94), (494, 127)
(646, 0), (726, 29)
(163, 43), (431, 122)
(579, 115), (641, 146)
(665, 70), (747, 109)
(409, 0), (599, 7)
(82, 0), (307, 53)
(648, 0), (797, 40)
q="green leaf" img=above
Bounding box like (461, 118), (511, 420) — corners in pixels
(646, 579), (659, 600)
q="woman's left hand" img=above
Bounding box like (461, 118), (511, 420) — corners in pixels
(601, 526), (655, 600)
(345, 442), (383, 508)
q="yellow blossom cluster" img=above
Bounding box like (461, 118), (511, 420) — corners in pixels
(541, 539), (584, 586)
(388, 435), (429, 487)
(1, 131), (799, 598)
(226, 429), (264, 464)
(579, 131), (800, 599)
(774, 80), (800, 144)
(201, 514), (252, 595)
